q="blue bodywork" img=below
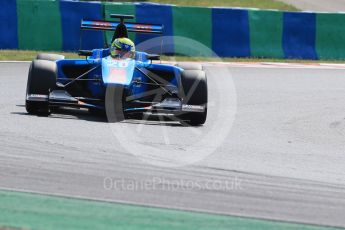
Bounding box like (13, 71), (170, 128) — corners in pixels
(54, 48), (183, 112)
(25, 15), (207, 125)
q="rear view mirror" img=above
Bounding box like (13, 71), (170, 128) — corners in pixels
(78, 50), (93, 57)
(147, 54), (160, 61)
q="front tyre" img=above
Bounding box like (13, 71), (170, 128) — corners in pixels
(25, 60), (57, 115)
(105, 85), (125, 123)
(179, 70), (208, 126)
(36, 53), (65, 62)
(176, 63), (203, 71)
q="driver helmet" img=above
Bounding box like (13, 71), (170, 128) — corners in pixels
(111, 37), (135, 58)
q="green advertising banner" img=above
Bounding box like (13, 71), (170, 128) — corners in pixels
(172, 6), (212, 56)
(17, 0), (62, 51)
(316, 13), (345, 60)
(249, 10), (284, 59)
(2, 0), (343, 60)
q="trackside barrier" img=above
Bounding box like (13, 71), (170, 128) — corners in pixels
(0, 0), (18, 49)
(17, 0), (62, 51)
(0, 0), (345, 60)
(60, 0), (104, 50)
(172, 6), (212, 56)
(316, 13), (345, 60)
(212, 8), (251, 57)
(283, 12), (318, 59)
(248, 10), (284, 59)
(135, 3), (174, 54)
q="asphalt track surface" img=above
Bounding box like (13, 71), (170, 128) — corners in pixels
(281, 0), (345, 12)
(1, 62), (345, 228)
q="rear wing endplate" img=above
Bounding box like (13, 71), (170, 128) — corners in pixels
(81, 19), (164, 34)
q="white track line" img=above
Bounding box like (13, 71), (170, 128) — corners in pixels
(195, 62), (345, 70)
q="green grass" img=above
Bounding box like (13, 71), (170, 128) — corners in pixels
(1, 50), (345, 63)
(0, 190), (340, 230)
(105, 0), (299, 11)
(0, 228), (22, 230)
(0, 50), (79, 61)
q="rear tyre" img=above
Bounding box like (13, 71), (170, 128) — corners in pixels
(25, 60), (57, 115)
(105, 85), (125, 123)
(176, 63), (203, 71)
(35, 54), (64, 112)
(36, 53), (65, 62)
(179, 70), (208, 126)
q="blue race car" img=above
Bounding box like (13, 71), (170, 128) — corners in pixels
(25, 14), (207, 125)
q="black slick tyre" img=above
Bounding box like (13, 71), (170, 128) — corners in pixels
(179, 70), (208, 126)
(25, 60), (57, 115)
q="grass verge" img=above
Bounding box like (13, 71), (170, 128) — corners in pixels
(0, 190), (340, 230)
(0, 50), (79, 61)
(102, 0), (299, 11)
(1, 50), (345, 64)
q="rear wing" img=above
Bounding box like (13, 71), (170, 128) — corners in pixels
(81, 19), (164, 34)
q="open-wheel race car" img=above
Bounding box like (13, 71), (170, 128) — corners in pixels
(25, 14), (208, 125)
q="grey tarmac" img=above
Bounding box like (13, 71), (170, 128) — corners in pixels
(0, 62), (345, 228)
